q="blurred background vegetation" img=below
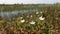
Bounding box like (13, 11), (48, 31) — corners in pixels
(0, 3), (60, 11)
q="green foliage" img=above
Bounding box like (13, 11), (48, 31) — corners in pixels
(43, 28), (51, 34)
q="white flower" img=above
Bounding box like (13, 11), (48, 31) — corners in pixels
(30, 15), (33, 17)
(27, 16), (29, 18)
(30, 21), (36, 24)
(39, 16), (45, 20)
(21, 19), (25, 23)
(36, 12), (39, 14)
(55, 18), (58, 20)
(20, 17), (23, 19)
(40, 12), (42, 14)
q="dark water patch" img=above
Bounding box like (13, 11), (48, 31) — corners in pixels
(0, 9), (39, 18)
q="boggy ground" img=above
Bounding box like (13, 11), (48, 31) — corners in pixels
(0, 10), (60, 34)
